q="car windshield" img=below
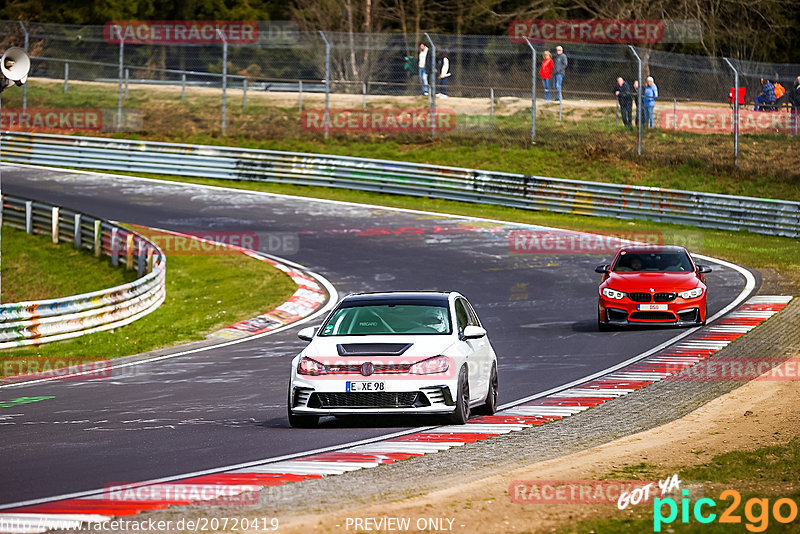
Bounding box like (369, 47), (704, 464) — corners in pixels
(612, 251), (694, 272)
(319, 304), (452, 336)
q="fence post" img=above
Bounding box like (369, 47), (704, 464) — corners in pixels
(73, 213), (82, 249)
(217, 29), (228, 135)
(64, 63), (69, 93)
(110, 228), (119, 266)
(425, 33), (436, 138)
(117, 38), (124, 133)
(94, 220), (102, 257)
(19, 21), (28, 111)
(25, 200), (32, 233)
(362, 82), (367, 110)
(490, 88), (494, 118)
(137, 240), (146, 275)
(523, 39), (537, 143)
(242, 78), (248, 110)
(181, 73), (186, 103)
(298, 80), (303, 111)
(124, 68), (129, 98)
(673, 99), (677, 131)
(319, 31), (330, 139)
(51, 206), (59, 244)
(629, 45), (643, 155)
(125, 233), (134, 270)
(723, 57), (739, 167)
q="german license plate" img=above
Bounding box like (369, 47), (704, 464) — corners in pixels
(637, 304), (668, 311)
(346, 381), (386, 392)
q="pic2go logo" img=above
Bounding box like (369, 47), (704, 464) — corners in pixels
(654, 489), (799, 532)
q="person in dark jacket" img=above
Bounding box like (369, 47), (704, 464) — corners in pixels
(553, 45), (567, 102)
(754, 77), (776, 111)
(615, 77), (633, 127)
(790, 76), (800, 135)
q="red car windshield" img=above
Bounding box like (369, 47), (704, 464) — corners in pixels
(612, 251), (694, 272)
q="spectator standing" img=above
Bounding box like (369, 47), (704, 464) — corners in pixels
(615, 77), (632, 127)
(436, 50), (451, 97)
(754, 77), (776, 111)
(553, 46), (567, 102)
(539, 50), (554, 102)
(643, 76), (658, 128)
(790, 76), (800, 135)
(418, 43), (430, 96)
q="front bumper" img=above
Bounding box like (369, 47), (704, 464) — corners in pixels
(599, 296), (705, 326)
(288, 376), (457, 416)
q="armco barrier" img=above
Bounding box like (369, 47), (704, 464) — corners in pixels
(2, 132), (799, 237)
(0, 195), (166, 348)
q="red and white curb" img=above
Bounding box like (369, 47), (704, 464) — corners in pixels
(0, 295), (791, 533)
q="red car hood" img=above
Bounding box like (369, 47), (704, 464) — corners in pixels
(604, 271), (702, 292)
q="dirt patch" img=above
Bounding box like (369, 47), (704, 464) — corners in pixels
(277, 365), (800, 533)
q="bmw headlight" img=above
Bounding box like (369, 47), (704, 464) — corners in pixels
(678, 287), (704, 299)
(602, 288), (625, 300)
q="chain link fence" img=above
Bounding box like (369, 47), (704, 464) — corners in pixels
(0, 21), (798, 177)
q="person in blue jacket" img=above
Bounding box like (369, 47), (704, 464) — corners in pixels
(643, 76), (659, 128)
(754, 77), (776, 111)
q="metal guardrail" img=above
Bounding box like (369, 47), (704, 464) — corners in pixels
(2, 132), (799, 237)
(0, 194), (166, 348)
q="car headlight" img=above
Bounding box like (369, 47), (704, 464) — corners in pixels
(602, 288), (625, 300)
(678, 287), (704, 299)
(297, 357), (326, 375)
(408, 355), (450, 375)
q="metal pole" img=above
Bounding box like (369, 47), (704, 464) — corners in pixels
(181, 73), (186, 103)
(362, 82), (366, 110)
(425, 33), (436, 138)
(523, 39), (536, 143)
(723, 58), (739, 167)
(490, 88), (494, 118)
(64, 63), (69, 93)
(124, 68), (129, 99)
(19, 22), (28, 111)
(629, 45), (642, 155)
(242, 78), (247, 110)
(217, 29), (228, 135)
(298, 80), (303, 111)
(673, 98), (677, 131)
(0, 93), (3, 301)
(319, 31), (330, 139)
(117, 39), (124, 132)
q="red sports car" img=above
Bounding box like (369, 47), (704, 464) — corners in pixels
(595, 245), (711, 330)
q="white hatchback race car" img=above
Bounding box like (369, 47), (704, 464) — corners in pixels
(287, 291), (499, 427)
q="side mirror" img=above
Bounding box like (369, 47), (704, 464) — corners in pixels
(595, 264), (610, 274)
(297, 326), (318, 341)
(462, 325), (487, 340)
(696, 265), (712, 274)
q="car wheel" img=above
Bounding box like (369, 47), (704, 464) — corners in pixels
(598, 316), (611, 332)
(474, 363), (498, 416)
(287, 387), (319, 428)
(448, 367), (470, 424)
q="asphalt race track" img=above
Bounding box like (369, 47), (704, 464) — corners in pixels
(0, 165), (754, 506)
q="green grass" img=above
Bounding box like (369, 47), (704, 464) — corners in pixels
(5, 78), (800, 201)
(1, 225), (138, 302)
(1, 227), (297, 362)
(562, 439), (800, 533)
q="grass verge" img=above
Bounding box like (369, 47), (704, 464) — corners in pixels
(4, 78), (799, 201)
(0, 227), (297, 363)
